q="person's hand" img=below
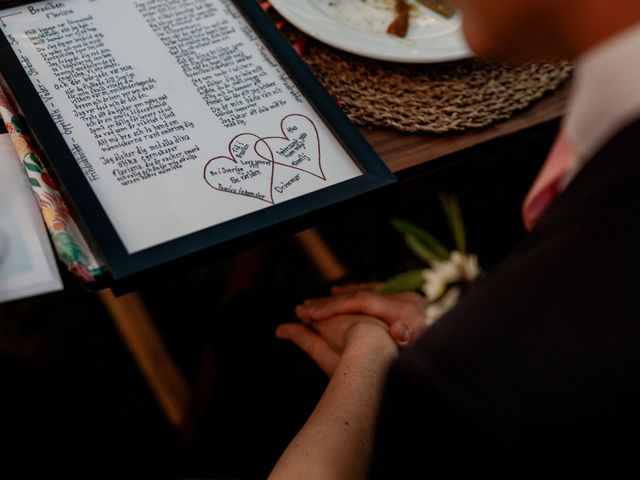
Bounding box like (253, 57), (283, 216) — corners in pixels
(276, 314), (397, 376)
(296, 290), (428, 347)
(329, 282), (380, 295)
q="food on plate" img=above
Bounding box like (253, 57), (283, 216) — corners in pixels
(416, 0), (457, 19)
(320, 0), (459, 40)
(387, 0), (410, 37)
(387, 0), (457, 38)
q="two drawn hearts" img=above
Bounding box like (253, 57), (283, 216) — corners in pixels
(203, 114), (325, 204)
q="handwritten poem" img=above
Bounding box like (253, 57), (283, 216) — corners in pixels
(0, 0), (362, 253)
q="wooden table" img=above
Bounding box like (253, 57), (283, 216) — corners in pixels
(361, 81), (571, 176)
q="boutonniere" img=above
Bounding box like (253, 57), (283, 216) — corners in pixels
(381, 193), (481, 326)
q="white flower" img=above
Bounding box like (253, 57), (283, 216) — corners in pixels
(421, 250), (480, 302)
(422, 261), (457, 301)
(426, 286), (462, 327)
(421, 251), (480, 327)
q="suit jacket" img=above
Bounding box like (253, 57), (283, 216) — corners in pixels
(370, 119), (640, 478)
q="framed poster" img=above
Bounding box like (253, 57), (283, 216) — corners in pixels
(0, 0), (395, 285)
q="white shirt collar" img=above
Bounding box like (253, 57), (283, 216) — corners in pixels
(562, 22), (640, 186)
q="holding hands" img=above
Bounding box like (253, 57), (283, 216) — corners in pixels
(276, 284), (429, 376)
(271, 285), (425, 479)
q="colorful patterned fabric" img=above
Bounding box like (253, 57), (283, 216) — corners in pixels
(0, 87), (103, 282)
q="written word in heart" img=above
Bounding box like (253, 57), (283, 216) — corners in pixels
(204, 114), (325, 204)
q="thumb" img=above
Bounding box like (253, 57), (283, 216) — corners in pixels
(389, 321), (415, 347)
(276, 323), (340, 376)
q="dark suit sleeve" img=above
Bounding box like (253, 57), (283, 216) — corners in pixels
(369, 348), (513, 479)
(368, 120), (640, 479)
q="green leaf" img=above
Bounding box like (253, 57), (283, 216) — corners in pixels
(90, 266), (106, 278)
(405, 233), (442, 266)
(391, 218), (449, 261)
(24, 161), (42, 173)
(11, 115), (24, 134)
(380, 269), (425, 294)
(439, 193), (467, 254)
(26, 152), (45, 170)
(51, 231), (84, 264)
(29, 177), (41, 188)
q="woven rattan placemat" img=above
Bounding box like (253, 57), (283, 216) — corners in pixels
(305, 46), (572, 133)
(273, 10), (572, 134)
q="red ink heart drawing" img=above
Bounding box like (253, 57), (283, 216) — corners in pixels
(257, 114), (325, 180)
(204, 115), (327, 203)
(203, 133), (275, 204)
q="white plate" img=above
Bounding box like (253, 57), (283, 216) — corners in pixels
(269, 0), (473, 63)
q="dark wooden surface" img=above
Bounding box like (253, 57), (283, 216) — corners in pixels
(360, 80), (571, 175)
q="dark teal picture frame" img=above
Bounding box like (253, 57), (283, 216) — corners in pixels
(0, 0), (396, 289)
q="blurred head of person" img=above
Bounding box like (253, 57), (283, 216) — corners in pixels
(456, 0), (640, 61)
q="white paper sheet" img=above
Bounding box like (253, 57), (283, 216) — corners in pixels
(0, 134), (63, 303)
(0, 0), (363, 254)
